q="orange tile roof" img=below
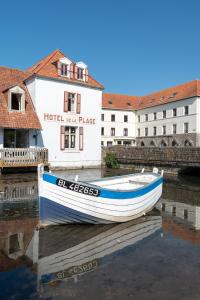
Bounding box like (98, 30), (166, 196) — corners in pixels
(103, 93), (140, 110)
(27, 49), (104, 90)
(138, 80), (200, 110)
(103, 80), (200, 110)
(0, 67), (41, 129)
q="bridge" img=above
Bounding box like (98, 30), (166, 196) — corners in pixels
(102, 146), (200, 174)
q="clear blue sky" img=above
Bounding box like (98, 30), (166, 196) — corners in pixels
(0, 0), (200, 95)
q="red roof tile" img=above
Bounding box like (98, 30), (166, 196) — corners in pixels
(103, 80), (200, 111)
(103, 93), (140, 110)
(0, 67), (41, 129)
(27, 49), (104, 90)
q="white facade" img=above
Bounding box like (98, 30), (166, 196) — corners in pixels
(26, 77), (102, 168)
(101, 109), (136, 146)
(102, 96), (200, 147)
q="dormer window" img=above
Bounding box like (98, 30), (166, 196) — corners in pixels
(11, 93), (22, 110)
(77, 67), (84, 80)
(75, 62), (88, 82)
(8, 86), (25, 112)
(61, 63), (69, 77)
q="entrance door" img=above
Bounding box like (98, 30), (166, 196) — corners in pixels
(4, 129), (29, 148)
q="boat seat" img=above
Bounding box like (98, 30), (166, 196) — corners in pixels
(128, 180), (148, 185)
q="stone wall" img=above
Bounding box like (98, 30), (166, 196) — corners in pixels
(136, 133), (200, 147)
(102, 146), (200, 172)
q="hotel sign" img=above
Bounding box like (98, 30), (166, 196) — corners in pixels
(43, 113), (96, 125)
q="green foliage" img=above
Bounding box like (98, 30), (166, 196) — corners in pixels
(104, 153), (119, 168)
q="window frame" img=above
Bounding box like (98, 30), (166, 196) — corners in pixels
(61, 63), (69, 77)
(111, 127), (115, 136)
(111, 114), (115, 122)
(184, 106), (189, 116)
(123, 128), (128, 136)
(124, 115), (128, 122)
(64, 126), (77, 149)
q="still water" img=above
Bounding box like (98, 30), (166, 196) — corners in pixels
(0, 169), (200, 300)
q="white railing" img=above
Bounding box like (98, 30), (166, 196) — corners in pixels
(0, 148), (48, 167)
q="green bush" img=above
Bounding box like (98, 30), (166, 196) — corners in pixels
(104, 153), (119, 168)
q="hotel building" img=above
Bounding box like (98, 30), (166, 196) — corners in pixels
(102, 80), (200, 147)
(0, 50), (103, 169)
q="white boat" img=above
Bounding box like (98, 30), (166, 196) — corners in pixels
(38, 165), (163, 226)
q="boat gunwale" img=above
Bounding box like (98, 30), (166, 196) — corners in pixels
(42, 172), (163, 194)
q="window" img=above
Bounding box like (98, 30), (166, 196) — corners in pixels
(11, 93), (23, 111)
(153, 126), (157, 136)
(111, 114), (115, 122)
(101, 141), (104, 146)
(117, 141), (122, 145)
(184, 122), (189, 133)
(145, 127), (148, 136)
(77, 67), (84, 80)
(101, 114), (104, 121)
(145, 114), (148, 121)
(173, 124), (177, 134)
(184, 106), (189, 115)
(67, 93), (76, 112)
(101, 127), (104, 136)
(111, 128), (115, 136)
(65, 126), (76, 149)
(138, 115), (140, 123)
(154, 112), (157, 120)
(172, 206), (176, 216)
(124, 115), (128, 122)
(138, 128), (140, 137)
(61, 63), (68, 76)
(163, 125), (166, 135)
(173, 108), (177, 117)
(162, 203), (166, 211)
(123, 128), (128, 136)
(184, 209), (188, 219)
(107, 141), (112, 147)
(163, 110), (166, 118)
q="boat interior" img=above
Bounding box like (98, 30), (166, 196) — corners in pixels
(90, 173), (158, 191)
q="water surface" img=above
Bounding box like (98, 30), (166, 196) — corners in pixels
(0, 169), (200, 300)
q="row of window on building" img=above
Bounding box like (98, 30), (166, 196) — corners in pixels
(101, 114), (129, 122)
(138, 122), (189, 137)
(138, 106), (189, 123)
(101, 127), (129, 136)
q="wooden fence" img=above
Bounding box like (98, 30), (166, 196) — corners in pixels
(0, 148), (48, 168)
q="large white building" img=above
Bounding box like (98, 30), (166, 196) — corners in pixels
(0, 50), (103, 169)
(102, 80), (200, 147)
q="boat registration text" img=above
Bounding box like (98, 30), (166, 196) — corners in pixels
(56, 178), (100, 197)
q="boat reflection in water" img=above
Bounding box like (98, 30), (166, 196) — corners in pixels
(33, 215), (161, 292)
